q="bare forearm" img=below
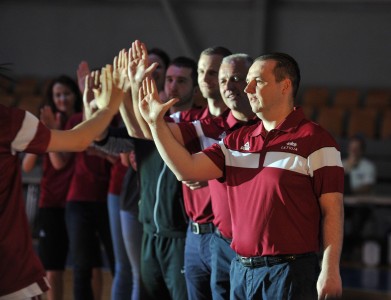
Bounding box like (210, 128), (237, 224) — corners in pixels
(321, 203), (344, 272)
(119, 101), (144, 138)
(132, 86), (153, 139)
(149, 120), (221, 181)
(22, 153), (38, 172)
(48, 107), (117, 152)
(317, 193), (344, 298)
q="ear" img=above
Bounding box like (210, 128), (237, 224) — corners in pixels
(281, 78), (292, 95)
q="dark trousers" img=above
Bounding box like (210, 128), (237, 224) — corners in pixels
(141, 231), (187, 300)
(66, 201), (115, 300)
(184, 224), (213, 300)
(230, 253), (320, 300)
(210, 232), (235, 300)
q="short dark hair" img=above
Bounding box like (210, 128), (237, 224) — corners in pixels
(45, 75), (82, 113)
(148, 48), (170, 70)
(350, 134), (367, 152)
(200, 46), (232, 58)
(169, 56), (198, 87)
(255, 53), (301, 98)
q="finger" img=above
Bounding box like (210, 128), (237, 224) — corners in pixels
(138, 83), (144, 104)
(121, 49), (127, 69)
(106, 65), (113, 95)
(151, 77), (158, 96)
(100, 67), (107, 96)
(131, 42), (136, 61)
(141, 78), (147, 99)
(113, 56), (118, 71)
(144, 62), (158, 77)
(146, 76), (152, 95)
(140, 41), (148, 62)
(94, 70), (100, 88)
(135, 40), (142, 58)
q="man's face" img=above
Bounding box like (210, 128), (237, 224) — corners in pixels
(197, 54), (224, 100)
(244, 60), (284, 114)
(149, 54), (166, 92)
(349, 139), (364, 160)
(164, 65), (194, 106)
(219, 60), (251, 113)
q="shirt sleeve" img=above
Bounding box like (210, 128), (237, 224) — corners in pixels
(202, 142), (226, 172)
(177, 122), (202, 154)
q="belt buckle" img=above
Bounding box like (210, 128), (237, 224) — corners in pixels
(192, 222), (200, 234)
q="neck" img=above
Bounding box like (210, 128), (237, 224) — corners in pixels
(207, 97), (228, 117)
(232, 110), (254, 122)
(169, 101), (193, 114)
(257, 105), (294, 132)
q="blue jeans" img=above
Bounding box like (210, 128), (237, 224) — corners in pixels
(230, 253), (320, 300)
(108, 193), (133, 300)
(210, 232), (235, 300)
(120, 209), (143, 300)
(184, 224), (213, 300)
(66, 201), (115, 300)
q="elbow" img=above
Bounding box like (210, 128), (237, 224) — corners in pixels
(175, 171), (195, 182)
(22, 165), (32, 173)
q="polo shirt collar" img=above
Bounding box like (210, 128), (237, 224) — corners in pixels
(250, 106), (305, 137)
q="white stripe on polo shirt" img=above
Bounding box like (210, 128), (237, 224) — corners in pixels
(220, 142), (260, 169)
(193, 120), (218, 149)
(307, 146), (343, 176)
(264, 151), (308, 175)
(11, 111), (38, 155)
(220, 142), (342, 175)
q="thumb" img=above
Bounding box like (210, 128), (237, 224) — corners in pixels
(161, 97), (180, 113)
(144, 62), (159, 77)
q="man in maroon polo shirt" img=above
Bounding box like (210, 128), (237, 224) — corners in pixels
(138, 53), (344, 300)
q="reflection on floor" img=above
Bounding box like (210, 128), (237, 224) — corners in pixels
(341, 264), (391, 299)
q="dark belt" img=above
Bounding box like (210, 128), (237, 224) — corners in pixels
(237, 252), (315, 268)
(190, 221), (215, 234)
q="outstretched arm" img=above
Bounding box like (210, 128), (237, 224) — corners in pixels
(139, 77), (222, 181)
(47, 65), (123, 152)
(126, 40), (157, 139)
(317, 192), (344, 300)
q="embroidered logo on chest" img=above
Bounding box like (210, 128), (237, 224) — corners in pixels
(240, 141), (250, 151)
(281, 141), (297, 151)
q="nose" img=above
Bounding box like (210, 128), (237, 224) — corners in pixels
(244, 80), (254, 94)
(199, 72), (211, 85)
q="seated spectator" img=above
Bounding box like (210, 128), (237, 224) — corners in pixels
(343, 135), (376, 195)
(342, 135), (378, 262)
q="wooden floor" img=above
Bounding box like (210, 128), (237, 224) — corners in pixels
(47, 267), (391, 300)
(42, 268), (112, 300)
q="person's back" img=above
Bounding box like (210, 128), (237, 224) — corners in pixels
(0, 105), (51, 298)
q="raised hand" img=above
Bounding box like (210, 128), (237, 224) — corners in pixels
(128, 40), (158, 86)
(83, 70), (100, 120)
(93, 65), (124, 113)
(40, 105), (61, 129)
(113, 49), (131, 92)
(77, 60), (91, 93)
(138, 77), (178, 126)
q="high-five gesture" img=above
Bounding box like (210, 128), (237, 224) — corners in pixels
(94, 65), (124, 112)
(40, 105), (61, 129)
(138, 77), (178, 127)
(82, 69), (100, 120)
(128, 40), (157, 86)
(113, 49), (132, 92)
